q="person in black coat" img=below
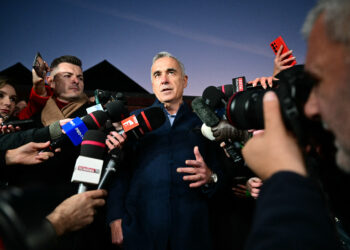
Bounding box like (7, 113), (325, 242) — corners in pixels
(241, 1), (350, 249)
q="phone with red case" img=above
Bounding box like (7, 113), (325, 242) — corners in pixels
(270, 36), (297, 66)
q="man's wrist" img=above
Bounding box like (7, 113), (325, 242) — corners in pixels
(33, 85), (48, 97)
(5, 149), (17, 165)
(46, 211), (66, 236)
(205, 172), (218, 188)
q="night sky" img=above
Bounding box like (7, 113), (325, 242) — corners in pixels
(1, 0), (316, 96)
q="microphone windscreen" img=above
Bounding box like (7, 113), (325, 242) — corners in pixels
(201, 123), (215, 141)
(191, 97), (220, 127)
(80, 130), (106, 159)
(217, 85), (234, 100)
(202, 86), (225, 109)
(105, 100), (129, 122)
(82, 110), (108, 129)
(137, 107), (166, 133)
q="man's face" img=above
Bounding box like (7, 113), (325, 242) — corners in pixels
(50, 62), (84, 102)
(151, 57), (188, 107)
(304, 14), (350, 172)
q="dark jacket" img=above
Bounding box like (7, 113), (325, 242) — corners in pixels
(107, 100), (222, 250)
(244, 171), (340, 250)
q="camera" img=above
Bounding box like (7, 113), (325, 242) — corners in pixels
(226, 65), (317, 145)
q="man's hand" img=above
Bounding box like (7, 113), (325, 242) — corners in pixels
(0, 124), (20, 134)
(5, 141), (55, 165)
(248, 76), (277, 89)
(46, 189), (107, 236)
(177, 146), (213, 188)
(242, 91), (306, 180)
(0, 117), (20, 134)
(273, 45), (296, 76)
(246, 177), (263, 199)
(110, 219), (123, 246)
(232, 184), (250, 199)
(106, 131), (127, 152)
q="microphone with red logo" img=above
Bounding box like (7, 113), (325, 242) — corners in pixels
(232, 76), (248, 93)
(97, 107), (166, 189)
(71, 130), (107, 193)
(118, 107), (166, 139)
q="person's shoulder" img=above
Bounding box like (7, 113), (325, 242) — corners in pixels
(131, 100), (162, 116)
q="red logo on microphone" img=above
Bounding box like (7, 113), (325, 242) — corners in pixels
(77, 166), (100, 173)
(121, 115), (139, 132)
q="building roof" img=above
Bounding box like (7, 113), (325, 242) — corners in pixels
(83, 60), (149, 93)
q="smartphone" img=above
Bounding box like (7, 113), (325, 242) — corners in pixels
(32, 52), (47, 78)
(270, 36), (297, 66)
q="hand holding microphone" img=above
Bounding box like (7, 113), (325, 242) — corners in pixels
(71, 130), (107, 193)
(211, 120), (250, 143)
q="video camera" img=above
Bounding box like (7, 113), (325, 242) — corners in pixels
(225, 65), (317, 145)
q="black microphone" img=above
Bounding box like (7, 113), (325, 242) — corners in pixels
(202, 86), (227, 110)
(191, 97), (244, 165)
(42, 110), (108, 152)
(98, 107), (167, 189)
(104, 100), (130, 123)
(71, 130), (106, 193)
(216, 84), (234, 100)
(119, 107), (166, 139)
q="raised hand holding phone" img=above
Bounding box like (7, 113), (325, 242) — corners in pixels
(32, 52), (50, 96)
(270, 36), (297, 76)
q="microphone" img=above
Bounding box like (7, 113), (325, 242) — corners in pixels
(71, 130), (106, 193)
(42, 110), (108, 152)
(192, 97), (244, 165)
(201, 123), (216, 141)
(104, 100), (129, 123)
(97, 148), (123, 190)
(216, 84), (234, 100)
(202, 86), (227, 110)
(191, 97), (220, 127)
(232, 76), (247, 93)
(98, 107), (167, 189)
(119, 107), (166, 139)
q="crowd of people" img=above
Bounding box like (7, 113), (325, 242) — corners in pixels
(1, 0), (350, 249)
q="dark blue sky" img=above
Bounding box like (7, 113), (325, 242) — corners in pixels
(1, 0), (316, 95)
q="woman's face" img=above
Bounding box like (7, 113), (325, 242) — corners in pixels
(0, 84), (17, 119)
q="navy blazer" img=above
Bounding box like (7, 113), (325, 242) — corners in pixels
(107, 100), (221, 250)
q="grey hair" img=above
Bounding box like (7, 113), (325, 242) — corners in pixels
(151, 51), (186, 79)
(302, 0), (350, 45)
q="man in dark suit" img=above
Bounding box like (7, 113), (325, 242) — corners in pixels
(106, 51), (221, 250)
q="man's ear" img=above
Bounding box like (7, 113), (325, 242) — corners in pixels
(183, 75), (188, 89)
(46, 75), (55, 89)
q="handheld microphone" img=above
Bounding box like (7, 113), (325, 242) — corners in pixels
(97, 148), (123, 190)
(119, 107), (166, 139)
(42, 110), (108, 152)
(71, 130), (106, 193)
(99, 107), (167, 189)
(232, 76), (247, 93)
(104, 100), (130, 123)
(202, 86), (227, 110)
(216, 84), (234, 100)
(192, 97), (244, 165)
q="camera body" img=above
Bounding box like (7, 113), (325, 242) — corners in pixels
(226, 65), (315, 145)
